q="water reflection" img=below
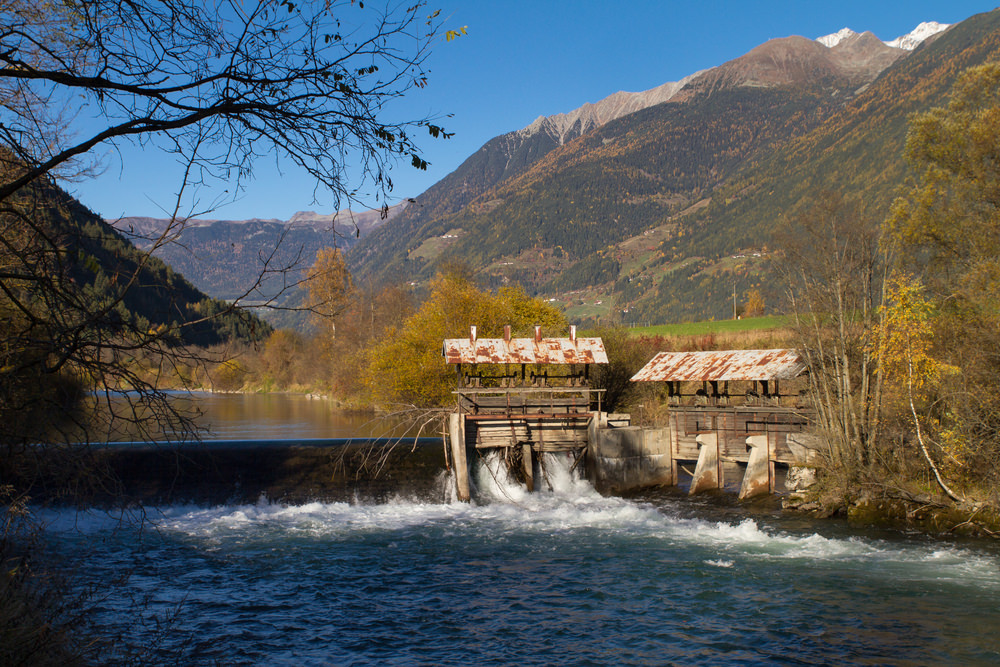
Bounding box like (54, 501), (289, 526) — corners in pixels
(102, 392), (418, 442)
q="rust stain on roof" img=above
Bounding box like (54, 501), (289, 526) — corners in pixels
(630, 349), (807, 382)
(443, 337), (608, 365)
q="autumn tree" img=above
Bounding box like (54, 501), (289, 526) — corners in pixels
(363, 273), (567, 407)
(743, 289), (765, 317)
(307, 246), (353, 337)
(874, 271), (964, 502)
(324, 283), (413, 395)
(887, 62), (1000, 493)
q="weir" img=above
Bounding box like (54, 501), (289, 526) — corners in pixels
(22, 347), (821, 506)
(627, 349), (820, 497)
(445, 336), (822, 500)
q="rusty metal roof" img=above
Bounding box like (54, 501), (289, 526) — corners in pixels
(630, 349), (807, 382)
(443, 337), (608, 365)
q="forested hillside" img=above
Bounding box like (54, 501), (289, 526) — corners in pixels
(346, 9), (1000, 325)
(633, 8), (1000, 322)
(38, 183), (266, 346)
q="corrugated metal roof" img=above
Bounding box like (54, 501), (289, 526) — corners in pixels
(443, 337), (608, 365)
(630, 349), (807, 382)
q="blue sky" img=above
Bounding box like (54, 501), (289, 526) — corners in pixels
(71, 1), (998, 222)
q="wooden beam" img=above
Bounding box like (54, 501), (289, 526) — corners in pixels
(449, 413), (470, 502)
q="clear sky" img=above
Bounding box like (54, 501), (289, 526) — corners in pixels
(70, 1), (999, 222)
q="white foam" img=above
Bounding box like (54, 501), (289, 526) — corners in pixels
(33, 452), (1000, 592)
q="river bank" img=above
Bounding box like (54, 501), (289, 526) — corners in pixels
(781, 478), (1000, 539)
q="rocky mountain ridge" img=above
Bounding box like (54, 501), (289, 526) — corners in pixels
(520, 71), (706, 146)
(108, 203), (407, 303)
(349, 18), (949, 288)
(111, 201), (406, 240)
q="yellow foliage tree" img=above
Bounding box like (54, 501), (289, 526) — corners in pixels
(875, 272), (946, 400)
(743, 289), (765, 317)
(363, 273), (567, 407)
(875, 271), (964, 499)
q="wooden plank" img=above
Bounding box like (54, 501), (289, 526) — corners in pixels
(449, 413), (470, 502)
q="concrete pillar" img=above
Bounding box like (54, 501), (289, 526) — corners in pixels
(585, 412), (608, 491)
(689, 433), (721, 494)
(587, 411), (607, 449)
(522, 443), (534, 492)
(738, 434), (771, 500)
(449, 412), (470, 502)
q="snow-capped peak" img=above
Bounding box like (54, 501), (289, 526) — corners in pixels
(816, 28), (856, 48)
(885, 21), (950, 50)
(817, 21), (950, 51)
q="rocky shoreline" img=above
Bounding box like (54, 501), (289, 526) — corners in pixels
(782, 477), (1000, 538)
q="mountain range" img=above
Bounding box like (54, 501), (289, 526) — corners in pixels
(110, 13), (1000, 327)
(343, 16), (989, 325)
(110, 203), (406, 301)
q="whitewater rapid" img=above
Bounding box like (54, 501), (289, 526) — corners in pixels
(43, 452), (1000, 596)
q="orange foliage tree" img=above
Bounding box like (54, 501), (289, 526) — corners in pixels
(363, 272), (567, 407)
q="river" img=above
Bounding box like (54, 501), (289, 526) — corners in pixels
(39, 393), (1000, 665)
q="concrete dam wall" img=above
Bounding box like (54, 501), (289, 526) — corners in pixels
(18, 439), (448, 506)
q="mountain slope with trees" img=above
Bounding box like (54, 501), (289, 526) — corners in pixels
(343, 10), (1000, 326)
(632, 7), (1000, 322)
(349, 74), (700, 284)
(345, 21), (965, 318)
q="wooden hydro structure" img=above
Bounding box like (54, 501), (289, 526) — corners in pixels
(443, 326), (608, 501)
(630, 349), (816, 498)
(442, 326), (819, 501)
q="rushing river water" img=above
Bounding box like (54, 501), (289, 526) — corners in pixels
(39, 394), (1000, 665)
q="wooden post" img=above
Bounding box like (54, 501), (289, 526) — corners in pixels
(449, 412), (470, 502)
(522, 444), (534, 492)
(670, 413), (681, 484)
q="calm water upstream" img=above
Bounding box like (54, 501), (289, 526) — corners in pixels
(40, 394), (1000, 665)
